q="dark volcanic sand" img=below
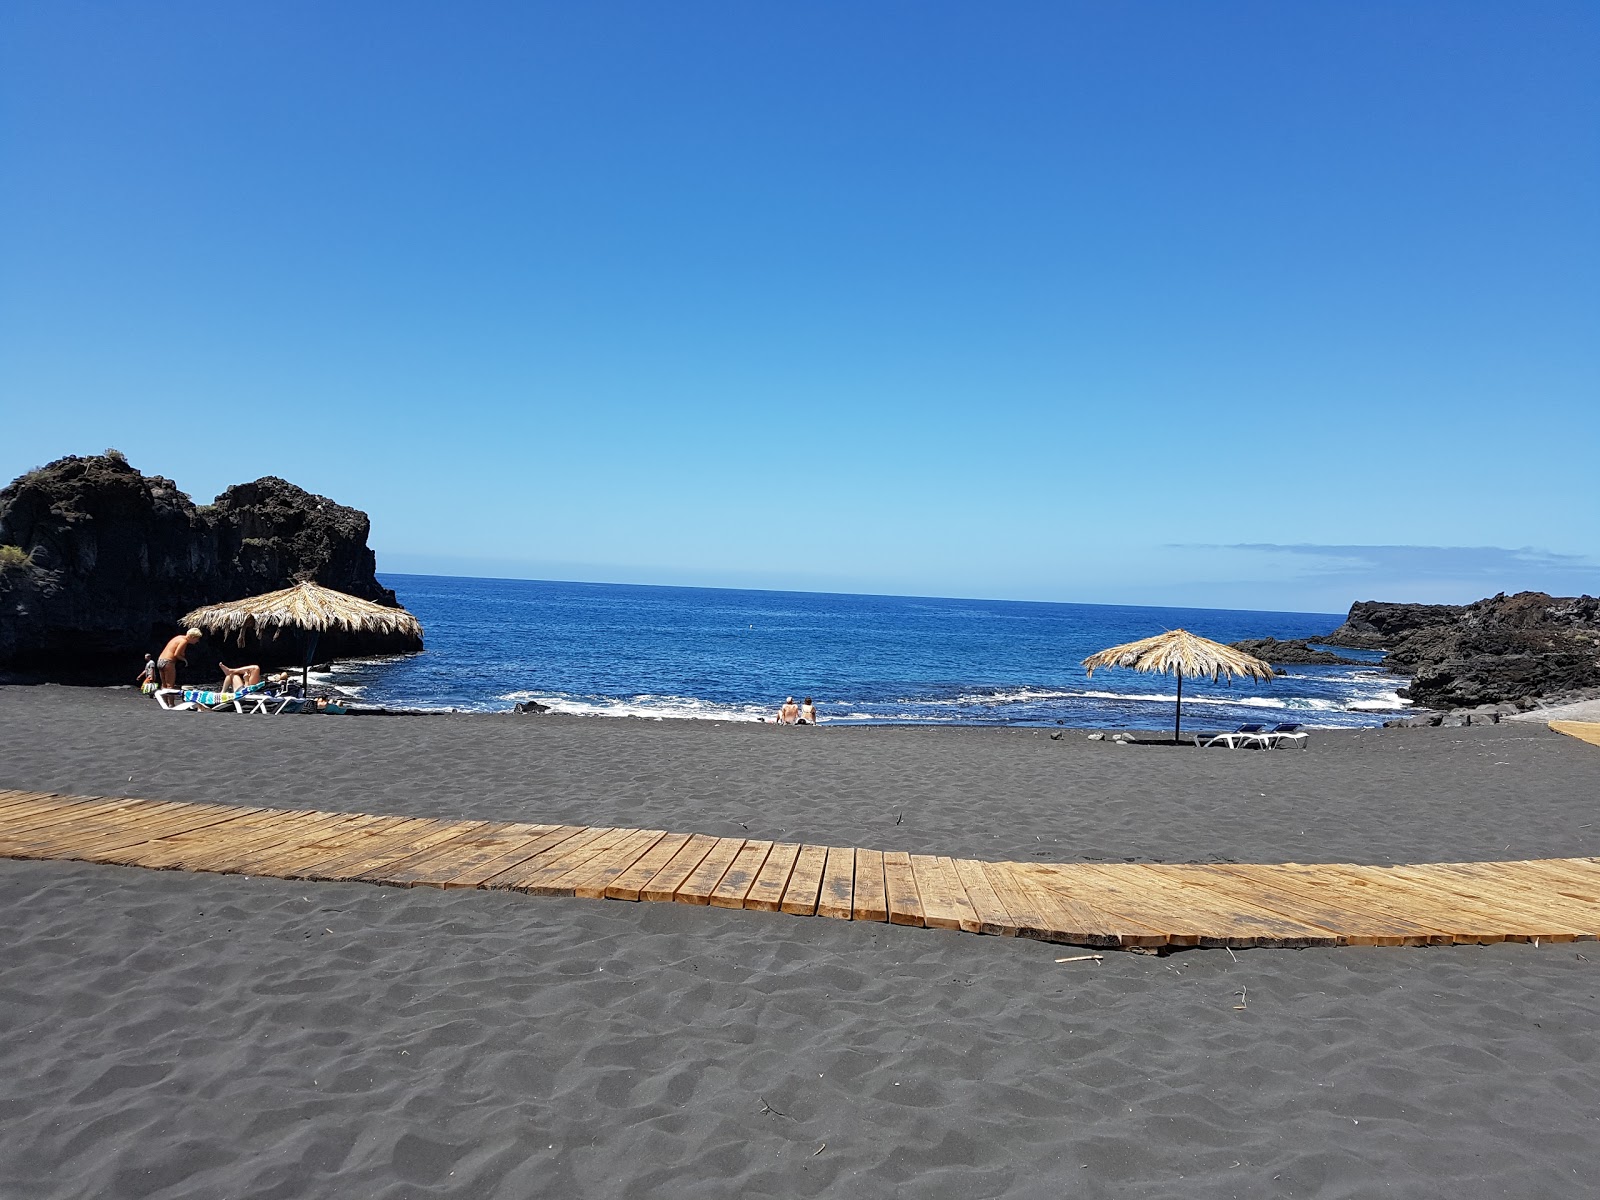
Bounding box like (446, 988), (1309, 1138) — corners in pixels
(3, 687), (1599, 1198)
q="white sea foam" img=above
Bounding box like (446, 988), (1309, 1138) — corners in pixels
(1346, 692), (1410, 711)
(498, 692), (773, 722)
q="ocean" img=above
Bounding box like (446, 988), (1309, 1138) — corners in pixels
(314, 575), (1406, 729)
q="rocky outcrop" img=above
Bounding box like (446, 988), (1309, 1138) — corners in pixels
(1228, 638), (1371, 666)
(1319, 601), (1462, 649)
(1319, 592), (1600, 710)
(0, 453), (419, 682)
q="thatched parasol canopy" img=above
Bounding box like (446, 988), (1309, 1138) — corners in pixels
(182, 580), (423, 693)
(1082, 629), (1274, 742)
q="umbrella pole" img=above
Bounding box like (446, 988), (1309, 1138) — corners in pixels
(1174, 670), (1183, 744)
(303, 630), (320, 700)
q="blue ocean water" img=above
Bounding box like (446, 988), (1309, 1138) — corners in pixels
(320, 575), (1405, 729)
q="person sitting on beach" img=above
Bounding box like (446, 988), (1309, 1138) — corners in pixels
(777, 697), (800, 725)
(798, 697), (818, 725)
(218, 663), (263, 692)
(156, 628), (202, 689)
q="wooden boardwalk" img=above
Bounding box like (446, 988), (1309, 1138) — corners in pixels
(1551, 720), (1600, 749)
(3, 788), (1599, 950)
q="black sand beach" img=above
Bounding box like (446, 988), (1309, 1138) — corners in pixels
(4, 687), (1600, 1197)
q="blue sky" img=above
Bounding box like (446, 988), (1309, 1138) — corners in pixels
(2, 2), (1596, 613)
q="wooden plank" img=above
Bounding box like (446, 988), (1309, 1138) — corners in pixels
(0, 792), (72, 821)
(852, 848), (888, 922)
(910, 855), (980, 933)
(1380, 863), (1597, 940)
(950, 857), (1017, 935)
(1312, 864), (1532, 944)
(216, 814), (389, 875)
(742, 842), (801, 911)
(143, 809), (350, 871)
(639, 834), (720, 903)
(0, 797), (155, 846)
(1257, 863), (1491, 945)
(287, 817), (449, 880)
(1005, 864), (1168, 948)
(91, 807), (290, 867)
(412, 823), (564, 888)
(882, 850), (925, 927)
(571, 830), (672, 899)
(67, 802), (226, 845)
(2, 800), (207, 857)
(351, 821), (519, 885)
(0, 796), (166, 844)
(0, 792), (97, 821)
(779, 844), (828, 915)
(332, 820), (489, 883)
(981, 862), (1084, 942)
(675, 837), (748, 905)
(511, 827), (637, 896)
(1480, 859), (1600, 905)
(1466, 862), (1600, 928)
(816, 846), (855, 920)
(1207, 865), (1448, 946)
(1092, 864), (1341, 948)
(0, 789), (45, 812)
(246, 814), (412, 877)
(482, 826), (612, 891)
(709, 840), (773, 909)
(603, 832), (693, 901)
(1550, 720), (1600, 748)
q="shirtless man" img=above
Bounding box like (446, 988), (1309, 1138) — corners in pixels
(156, 628), (202, 689)
(777, 697), (800, 725)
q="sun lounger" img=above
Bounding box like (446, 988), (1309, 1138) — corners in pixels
(1259, 722), (1308, 749)
(233, 691), (301, 714)
(163, 681), (272, 712)
(1194, 723), (1270, 748)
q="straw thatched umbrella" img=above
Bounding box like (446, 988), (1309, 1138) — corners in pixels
(1081, 629), (1274, 743)
(181, 580), (424, 696)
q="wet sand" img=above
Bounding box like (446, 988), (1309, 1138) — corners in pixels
(3, 686), (1599, 1198)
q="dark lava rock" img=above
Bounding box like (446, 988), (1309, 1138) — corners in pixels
(1320, 601), (1463, 649)
(1325, 591), (1600, 710)
(513, 700), (550, 715)
(0, 453), (420, 682)
(1228, 637), (1372, 666)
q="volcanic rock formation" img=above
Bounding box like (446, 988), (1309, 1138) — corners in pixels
(1322, 592), (1600, 709)
(0, 453), (420, 681)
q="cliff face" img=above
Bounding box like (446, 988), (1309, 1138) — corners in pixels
(1320, 601), (1463, 650)
(0, 453), (417, 681)
(1322, 592), (1600, 709)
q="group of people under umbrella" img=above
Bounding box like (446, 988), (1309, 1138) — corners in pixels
(144, 580), (424, 712)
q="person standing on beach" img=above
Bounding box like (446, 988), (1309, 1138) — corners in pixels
(156, 627), (202, 689)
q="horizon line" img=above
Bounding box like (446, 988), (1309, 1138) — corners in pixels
(374, 569), (1351, 620)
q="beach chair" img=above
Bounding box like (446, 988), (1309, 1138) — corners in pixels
(178, 681), (271, 712)
(153, 688), (199, 712)
(233, 691), (301, 714)
(1260, 722), (1308, 750)
(1194, 723), (1269, 749)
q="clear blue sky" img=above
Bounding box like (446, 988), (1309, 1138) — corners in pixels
(3, 2), (1596, 612)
